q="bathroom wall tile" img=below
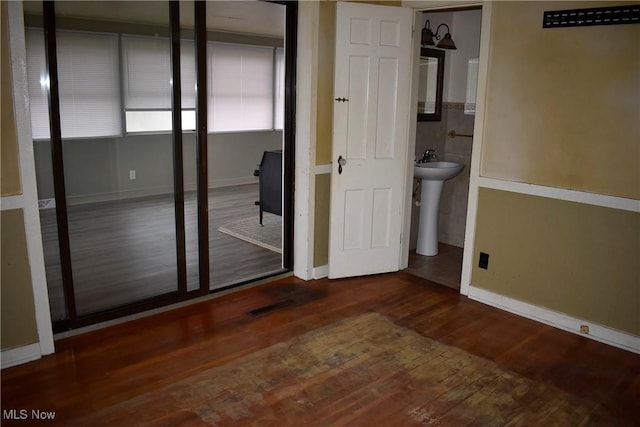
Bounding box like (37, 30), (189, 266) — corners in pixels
(411, 103), (474, 250)
(446, 104), (475, 134)
(440, 103), (473, 248)
(440, 205), (454, 222)
(415, 121), (446, 161)
(448, 138), (473, 160)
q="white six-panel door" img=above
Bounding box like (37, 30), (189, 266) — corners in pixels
(328, 2), (413, 279)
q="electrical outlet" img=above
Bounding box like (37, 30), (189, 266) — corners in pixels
(580, 325), (589, 334)
(129, 170), (136, 180)
(479, 252), (489, 269)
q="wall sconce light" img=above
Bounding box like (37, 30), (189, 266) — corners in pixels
(421, 20), (457, 50)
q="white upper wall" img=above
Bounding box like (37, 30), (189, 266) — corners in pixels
(447, 9), (482, 102)
(422, 9), (481, 103)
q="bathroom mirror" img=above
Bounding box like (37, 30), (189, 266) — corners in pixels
(417, 48), (445, 122)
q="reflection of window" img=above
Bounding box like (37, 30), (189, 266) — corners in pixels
(125, 111), (196, 133)
(274, 47), (285, 130)
(25, 29), (49, 140)
(208, 42), (274, 132)
(122, 35), (196, 133)
(465, 58), (479, 115)
(417, 57), (438, 114)
(26, 29), (121, 139)
(26, 29), (285, 138)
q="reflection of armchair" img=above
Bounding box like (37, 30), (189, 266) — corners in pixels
(254, 150), (282, 225)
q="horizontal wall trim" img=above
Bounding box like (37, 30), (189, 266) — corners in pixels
(0, 195), (23, 211)
(405, 1), (482, 11)
(312, 264), (328, 279)
(468, 285), (640, 355)
(1, 343), (41, 369)
(315, 164), (332, 175)
(478, 177), (639, 213)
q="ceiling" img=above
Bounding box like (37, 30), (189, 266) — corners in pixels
(22, 0), (285, 38)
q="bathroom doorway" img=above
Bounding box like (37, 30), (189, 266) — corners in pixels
(407, 6), (482, 291)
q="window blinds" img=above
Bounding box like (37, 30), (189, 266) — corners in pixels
(25, 29), (121, 140)
(121, 36), (197, 132)
(57, 31), (121, 138)
(25, 29), (50, 140)
(122, 36), (171, 109)
(26, 30), (282, 138)
(122, 35), (197, 110)
(274, 47), (285, 130)
(465, 58), (479, 115)
(208, 42), (274, 132)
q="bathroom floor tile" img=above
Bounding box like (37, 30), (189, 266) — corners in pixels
(406, 243), (463, 290)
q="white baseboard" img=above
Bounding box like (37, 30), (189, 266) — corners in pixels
(50, 177), (259, 206)
(66, 185), (176, 205)
(1, 343), (42, 369)
(208, 176), (258, 188)
(468, 286), (640, 354)
(312, 265), (328, 279)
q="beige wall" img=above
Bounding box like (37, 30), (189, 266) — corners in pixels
(471, 1), (640, 338)
(312, 1), (337, 267)
(350, 0), (401, 5)
(314, 174), (331, 267)
(1, 210), (40, 349)
(315, 1), (336, 166)
(1, 2), (21, 196)
(482, 1), (640, 200)
(472, 188), (639, 336)
(1, 1), (40, 352)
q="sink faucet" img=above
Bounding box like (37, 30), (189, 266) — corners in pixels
(419, 149), (438, 163)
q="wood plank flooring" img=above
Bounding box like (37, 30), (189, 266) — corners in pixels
(2, 273), (639, 425)
(40, 184), (283, 321)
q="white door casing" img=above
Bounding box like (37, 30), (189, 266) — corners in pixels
(329, 2), (413, 279)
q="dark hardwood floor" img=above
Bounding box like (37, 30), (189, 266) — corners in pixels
(2, 273), (638, 425)
(40, 184), (283, 321)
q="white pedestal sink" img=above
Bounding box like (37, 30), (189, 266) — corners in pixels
(415, 161), (464, 256)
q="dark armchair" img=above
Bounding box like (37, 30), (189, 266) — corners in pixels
(254, 150), (282, 225)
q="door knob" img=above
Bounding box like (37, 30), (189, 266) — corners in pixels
(338, 155), (347, 175)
